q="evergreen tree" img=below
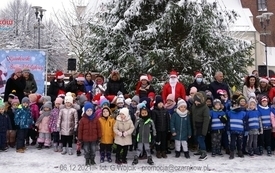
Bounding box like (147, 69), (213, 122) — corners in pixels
(87, 0), (253, 94)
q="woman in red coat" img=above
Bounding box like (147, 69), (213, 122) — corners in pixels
(162, 71), (186, 104)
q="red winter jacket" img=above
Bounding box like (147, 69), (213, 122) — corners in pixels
(162, 82), (186, 103)
(269, 87), (275, 103)
(78, 115), (102, 142)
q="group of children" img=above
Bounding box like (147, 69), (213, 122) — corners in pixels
(1, 87), (275, 166)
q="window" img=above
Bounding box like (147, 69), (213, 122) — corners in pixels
(258, 0), (267, 11)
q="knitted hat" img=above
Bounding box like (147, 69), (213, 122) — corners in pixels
(249, 92), (256, 99)
(43, 101), (52, 110)
(8, 93), (16, 99)
(190, 87), (197, 94)
(102, 106), (112, 116)
(84, 102), (94, 112)
(22, 68), (30, 73)
(237, 95), (246, 104)
(39, 96), (51, 103)
(248, 98), (257, 105)
(166, 94), (175, 102)
(260, 77), (269, 83)
(177, 99), (187, 108)
(28, 94), (37, 103)
(213, 99), (222, 105)
(119, 107), (129, 117)
(55, 71), (64, 79)
(11, 96), (20, 105)
(78, 94), (87, 106)
(64, 92), (73, 104)
(21, 97), (30, 104)
(117, 97), (124, 104)
(148, 92), (155, 99)
(100, 96), (110, 107)
(140, 75), (149, 81)
(125, 98), (132, 106)
(154, 95), (163, 106)
(194, 71), (203, 79)
(55, 97), (63, 104)
(95, 75), (104, 82)
(132, 95), (140, 104)
(14, 66), (22, 73)
(76, 74), (85, 81)
(193, 92), (205, 104)
(169, 70), (178, 78)
(0, 99), (5, 109)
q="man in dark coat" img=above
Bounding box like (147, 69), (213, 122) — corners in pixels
(47, 71), (66, 102)
(209, 71), (231, 99)
(187, 72), (208, 94)
(105, 71), (126, 96)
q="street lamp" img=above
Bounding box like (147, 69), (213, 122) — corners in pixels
(32, 6), (46, 49)
(256, 12), (273, 77)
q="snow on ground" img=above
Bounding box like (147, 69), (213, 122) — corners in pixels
(0, 145), (274, 173)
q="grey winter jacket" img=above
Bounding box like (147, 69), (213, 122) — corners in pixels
(133, 118), (156, 143)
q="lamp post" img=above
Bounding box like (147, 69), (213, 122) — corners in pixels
(32, 6), (46, 49)
(256, 12), (273, 77)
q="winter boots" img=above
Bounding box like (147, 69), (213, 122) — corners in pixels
(53, 143), (58, 152)
(58, 144), (63, 152)
(107, 152), (112, 162)
(37, 143), (43, 150)
(61, 147), (67, 155)
(184, 151), (190, 159)
(229, 151), (234, 159)
(132, 155), (138, 165)
(100, 152), (105, 163)
(267, 146), (272, 156)
(68, 148), (73, 155)
(198, 151), (207, 161)
(147, 156), (154, 165)
(85, 159), (90, 166)
(175, 151), (180, 158)
(238, 150), (244, 158)
(156, 151), (162, 158)
(161, 151), (167, 158)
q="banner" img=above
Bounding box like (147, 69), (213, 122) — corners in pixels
(0, 49), (46, 95)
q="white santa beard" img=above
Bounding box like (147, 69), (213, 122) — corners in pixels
(169, 78), (178, 97)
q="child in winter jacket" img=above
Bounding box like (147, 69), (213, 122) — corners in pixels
(95, 96), (110, 119)
(99, 106), (115, 163)
(113, 107), (134, 164)
(49, 97), (63, 152)
(191, 91), (210, 161)
(132, 106), (156, 165)
(14, 97), (34, 153)
(128, 95), (140, 151)
(27, 93), (39, 146)
(113, 96), (125, 119)
(57, 92), (78, 155)
(78, 102), (102, 166)
(257, 95), (272, 156)
(210, 99), (227, 157)
(151, 95), (170, 158)
(246, 98), (261, 156)
(0, 99), (12, 151)
(36, 101), (52, 149)
(171, 99), (191, 159)
(227, 94), (247, 159)
(6, 96), (20, 148)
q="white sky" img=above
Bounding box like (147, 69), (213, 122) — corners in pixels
(0, 0), (101, 20)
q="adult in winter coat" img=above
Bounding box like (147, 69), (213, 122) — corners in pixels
(105, 71), (126, 96)
(135, 74), (155, 99)
(191, 91), (210, 161)
(93, 74), (107, 96)
(47, 71), (66, 103)
(84, 72), (94, 101)
(162, 70), (186, 104)
(209, 71), (231, 99)
(65, 74), (86, 96)
(22, 69), (37, 96)
(242, 75), (259, 101)
(4, 67), (26, 102)
(186, 72), (208, 94)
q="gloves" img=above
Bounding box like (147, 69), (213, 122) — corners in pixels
(219, 115), (228, 124)
(117, 131), (122, 137)
(123, 131), (128, 136)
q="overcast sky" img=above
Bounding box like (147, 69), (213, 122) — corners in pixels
(0, 0), (101, 20)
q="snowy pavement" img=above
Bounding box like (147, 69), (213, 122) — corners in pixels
(0, 145), (274, 173)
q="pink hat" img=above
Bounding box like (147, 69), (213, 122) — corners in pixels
(260, 77), (269, 83)
(11, 96), (20, 105)
(166, 94), (175, 102)
(190, 87), (197, 94)
(55, 71), (64, 79)
(55, 97), (63, 104)
(76, 74), (85, 81)
(14, 67), (22, 73)
(194, 71), (203, 79)
(140, 75), (149, 81)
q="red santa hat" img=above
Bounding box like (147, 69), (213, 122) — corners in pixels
(194, 71), (203, 79)
(140, 75), (149, 81)
(169, 70), (178, 78)
(106, 95), (118, 104)
(92, 94), (101, 105)
(76, 74), (85, 81)
(55, 71), (64, 79)
(260, 77), (269, 83)
(269, 75), (275, 81)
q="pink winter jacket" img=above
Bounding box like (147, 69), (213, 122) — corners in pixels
(30, 102), (39, 122)
(36, 111), (51, 133)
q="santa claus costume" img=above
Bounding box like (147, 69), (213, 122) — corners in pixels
(162, 71), (186, 103)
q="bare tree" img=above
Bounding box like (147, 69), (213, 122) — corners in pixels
(53, 0), (92, 70)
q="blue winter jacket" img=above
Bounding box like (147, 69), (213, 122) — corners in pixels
(0, 113), (12, 133)
(14, 107), (34, 129)
(84, 80), (94, 98)
(170, 110), (192, 141)
(227, 108), (247, 134)
(258, 105), (272, 130)
(210, 109), (226, 131)
(246, 109), (260, 130)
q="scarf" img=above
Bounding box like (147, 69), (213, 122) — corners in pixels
(165, 101), (176, 110)
(176, 109), (188, 117)
(36, 111), (51, 124)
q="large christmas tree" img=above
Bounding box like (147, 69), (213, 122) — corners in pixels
(87, 0), (253, 94)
